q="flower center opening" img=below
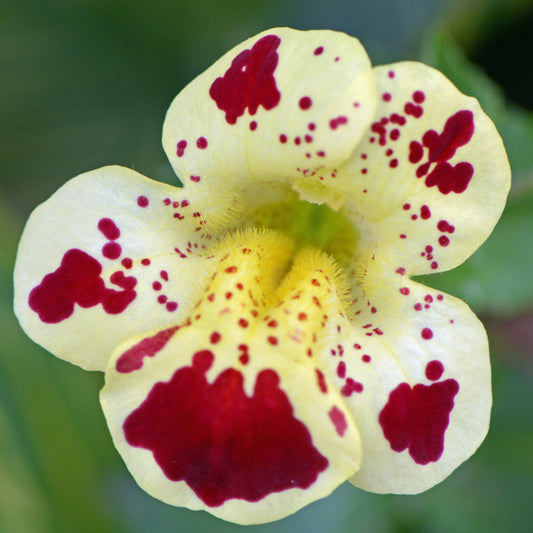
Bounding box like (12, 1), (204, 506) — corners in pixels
(240, 192), (359, 268)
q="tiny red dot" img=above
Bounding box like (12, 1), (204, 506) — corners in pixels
(210, 332), (221, 344)
(299, 96), (312, 110)
(421, 328), (433, 340)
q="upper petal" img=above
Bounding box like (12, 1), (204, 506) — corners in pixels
(334, 61), (510, 274)
(14, 166), (215, 371)
(162, 28), (377, 209)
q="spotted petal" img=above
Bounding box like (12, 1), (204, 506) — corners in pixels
(14, 166), (216, 371)
(101, 230), (361, 524)
(314, 265), (490, 493)
(332, 61), (510, 275)
(162, 28), (377, 209)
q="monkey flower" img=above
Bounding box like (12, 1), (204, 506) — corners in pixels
(14, 28), (510, 524)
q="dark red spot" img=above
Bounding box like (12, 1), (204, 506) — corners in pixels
(137, 196), (149, 208)
(190, 175), (201, 183)
(388, 70), (395, 78)
(396, 267), (406, 275)
(267, 336), (278, 346)
(166, 301), (178, 312)
(315, 369), (327, 393)
(123, 351), (328, 506)
(209, 35), (281, 125)
(437, 220), (455, 233)
(225, 266), (237, 273)
(152, 281), (162, 291)
(425, 360), (445, 381)
(390, 129), (400, 141)
(328, 406), (347, 437)
(305, 134), (313, 143)
(279, 134), (287, 143)
(337, 361), (346, 378)
(439, 235), (450, 247)
(160, 270), (169, 281)
(29, 249), (136, 323)
(177, 140), (187, 157)
(329, 116), (348, 130)
(431, 261), (439, 270)
(314, 46), (324, 55)
(196, 137), (208, 149)
(121, 258), (132, 269)
(98, 218), (120, 240)
(158, 295), (168, 304)
(402, 204), (410, 211)
(421, 328), (433, 340)
(249, 120), (257, 131)
(400, 234), (407, 239)
(238, 318), (249, 328)
(420, 205), (431, 220)
(141, 258), (151, 266)
(295, 136), (301, 145)
(308, 122), (316, 131)
(102, 242), (122, 260)
(414, 303), (422, 311)
(362, 354), (371, 363)
(116, 327), (179, 373)
(317, 151), (326, 157)
(405, 102), (423, 118)
(413, 91), (425, 104)
(379, 377), (459, 464)
(299, 96), (312, 110)
(382, 92), (392, 102)
(409, 141), (424, 164)
(341, 378), (363, 397)
(415, 110), (475, 194)
(210, 332), (221, 344)
(399, 287), (410, 296)
(238, 344), (249, 365)
(389, 158), (398, 168)
(110, 271), (136, 291)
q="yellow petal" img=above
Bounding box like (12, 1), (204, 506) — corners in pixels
(314, 257), (491, 493)
(162, 28), (376, 211)
(101, 229), (361, 524)
(14, 166), (216, 371)
(334, 61), (510, 275)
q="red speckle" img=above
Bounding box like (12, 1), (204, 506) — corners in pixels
(413, 91), (425, 104)
(315, 369), (327, 393)
(337, 361), (346, 378)
(177, 140), (187, 157)
(279, 134), (287, 143)
(29, 249), (136, 323)
(295, 137), (301, 145)
(328, 406), (347, 437)
(299, 96), (312, 110)
(437, 220), (455, 233)
(438, 235), (450, 247)
(152, 281), (162, 291)
(341, 378), (364, 397)
(267, 336), (278, 346)
(121, 258), (132, 269)
(317, 151), (326, 157)
(123, 351), (328, 506)
(196, 137), (208, 149)
(250, 121), (257, 131)
(405, 102), (423, 118)
(190, 175), (201, 183)
(431, 261), (439, 270)
(210, 332), (221, 344)
(415, 110), (475, 194)
(305, 134), (313, 143)
(382, 92), (392, 102)
(225, 266), (237, 274)
(158, 295), (168, 304)
(390, 129), (400, 141)
(411, 214), (418, 221)
(166, 301), (178, 312)
(209, 35), (281, 125)
(437, 294), (444, 301)
(389, 158), (398, 168)
(403, 204), (411, 211)
(98, 218), (120, 240)
(267, 319), (277, 328)
(362, 354), (371, 363)
(137, 196), (149, 208)
(420, 205), (431, 220)
(141, 258), (151, 266)
(414, 303), (422, 311)
(298, 312), (307, 321)
(329, 116), (348, 130)
(238, 318), (249, 328)
(421, 328), (433, 340)
(409, 141), (424, 164)
(399, 287), (410, 296)
(361, 168), (367, 175)
(163, 198), (171, 206)
(426, 360), (445, 381)
(102, 242), (121, 260)
(238, 344), (249, 365)
(400, 234), (407, 239)
(314, 46), (324, 55)
(388, 70), (395, 78)
(308, 122), (316, 131)
(424, 295), (433, 303)
(379, 376), (459, 464)
(116, 327), (179, 373)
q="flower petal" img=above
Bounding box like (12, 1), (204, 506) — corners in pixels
(315, 268), (490, 493)
(14, 166), (215, 371)
(334, 61), (510, 274)
(101, 230), (361, 524)
(162, 28), (376, 208)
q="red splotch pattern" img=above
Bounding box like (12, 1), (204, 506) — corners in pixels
(116, 326), (180, 373)
(29, 249), (137, 323)
(378, 364), (459, 465)
(123, 350), (328, 506)
(209, 35), (281, 125)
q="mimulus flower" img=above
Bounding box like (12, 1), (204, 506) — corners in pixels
(14, 28), (510, 524)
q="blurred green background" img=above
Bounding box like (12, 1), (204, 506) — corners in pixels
(1, 1), (532, 532)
